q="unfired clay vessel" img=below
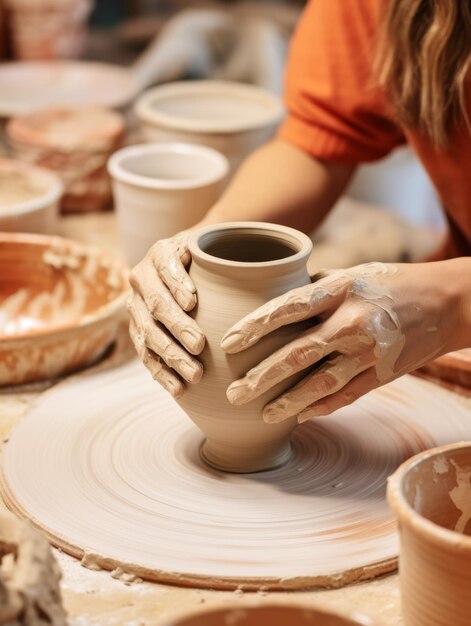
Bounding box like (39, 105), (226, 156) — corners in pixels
(159, 603), (376, 626)
(177, 223), (312, 473)
(0, 157), (62, 235)
(135, 81), (284, 174)
(0, 233), (129, 386)
(5, 0), (93, 60)
(108, 143), (228, 266)
(7, 107), (125, 213)
(388, 442), (471, 626)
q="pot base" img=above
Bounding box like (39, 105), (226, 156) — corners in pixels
(200, 439), (292, 474)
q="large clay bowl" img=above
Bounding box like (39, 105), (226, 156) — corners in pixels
(159, 604), (376, 626)
(0, 233), (129, 386)
(388, 442), (471, 626)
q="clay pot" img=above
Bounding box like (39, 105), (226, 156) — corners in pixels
(177, 222), (312, 473)
(388, 442), (471, 626)
(7, 106), (125, 214)
(5, 0), (93, 60)
(108, 143), (228, 266)
(159, 604), (375, 626)
(0, 157), (62, 234)
(135, 81), (284, 174)
(0, 233), (129, 386)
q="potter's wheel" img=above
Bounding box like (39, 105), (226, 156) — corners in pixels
(2, 360), (471, 590)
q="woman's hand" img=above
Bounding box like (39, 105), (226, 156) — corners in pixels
(128, 231), (205, 398)
(221, 261), (465, 423)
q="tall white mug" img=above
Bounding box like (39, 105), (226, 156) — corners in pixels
(108, 143), (228, 266)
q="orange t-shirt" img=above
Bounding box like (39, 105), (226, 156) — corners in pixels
(278, 0), (471, 259)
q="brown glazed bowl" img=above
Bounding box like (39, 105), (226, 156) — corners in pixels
(159, 604), (376, 626)
(0, 233), (129, 386)
(388, 442), (471, 626)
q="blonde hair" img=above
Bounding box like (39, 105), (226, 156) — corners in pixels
(378, 0), (471, 147)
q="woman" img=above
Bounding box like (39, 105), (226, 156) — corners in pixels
(128, 0), (471, 425)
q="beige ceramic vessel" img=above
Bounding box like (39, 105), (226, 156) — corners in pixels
(5, 0), (93, 60)
(135, 81), (284, 173)
(158, 603), (376, 626)
(0, 233), (129, 386)
(108, 143), (228, 266)
(388, 442), (471, 626)
(177, 222), (312, 473)
(7, 106), (125, 213)
(0, 157), (62, 234)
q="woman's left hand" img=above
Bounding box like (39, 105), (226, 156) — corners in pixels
(221, 261), (465, 424)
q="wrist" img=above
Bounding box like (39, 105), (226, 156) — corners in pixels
(441, 257), (471, 351)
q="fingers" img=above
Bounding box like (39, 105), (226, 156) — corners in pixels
(129, 319), (184, 398)
(297, 367), (379, 422)
(262, 354), (367, 423)
(128, 294), (203, 384)
(221, 278), (348, 354)
(151, 236), (197, 312)
(130, 261), (205, 356)
(226, 324), (332, 406)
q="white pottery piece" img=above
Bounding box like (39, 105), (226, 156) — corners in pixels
(177, 222), (313, 473)
(388, 442), (471, 626)
(134, 80), (284, 173)
(108, 143), (228, 266)
(0, 157), (62, 234)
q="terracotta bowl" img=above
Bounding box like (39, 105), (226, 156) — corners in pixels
(388, 442), (471, 626)
(7, 106), (125, 213)
(0, 233), (129, 386)
(159, 604), (376, 626)
(419, 349), (471, 393)
(0, 157), (63, 234)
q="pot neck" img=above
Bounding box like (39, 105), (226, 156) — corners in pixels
(189, 222), (313, 282)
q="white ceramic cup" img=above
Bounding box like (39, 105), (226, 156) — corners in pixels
(108, 143), (228, 266)
(0, 158), (63, 235)
(134, 80), (284, 174)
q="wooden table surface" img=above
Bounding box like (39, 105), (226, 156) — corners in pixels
(3, 212), (467, 626)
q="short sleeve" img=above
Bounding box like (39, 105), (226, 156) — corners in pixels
(278, 0), (406, 163)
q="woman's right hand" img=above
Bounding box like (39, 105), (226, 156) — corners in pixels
(128, 231), (205, 398)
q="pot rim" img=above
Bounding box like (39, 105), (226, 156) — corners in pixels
(107, 142), (229, 191)
(154, 600), (377, 626)
(387, 441), (471, 549)
(134, 80), (285, 135)
(0, 157), (63, 215)
(0, 232), (130, 342)
(189, 222), (313, 270)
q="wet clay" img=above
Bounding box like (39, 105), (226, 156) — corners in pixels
(3, 360), (471, 590)
(0, 509), (67, 625)
(0, 170), (47, 207)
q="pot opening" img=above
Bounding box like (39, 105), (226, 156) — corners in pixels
(199, 230), (300, 263)
(402, 447), (471, 536)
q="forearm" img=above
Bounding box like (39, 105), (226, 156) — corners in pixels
(199, 138), (354, 233)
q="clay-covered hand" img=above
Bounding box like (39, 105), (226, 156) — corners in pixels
(128, 231), (205, 398)
(221, 262), (458, 423)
